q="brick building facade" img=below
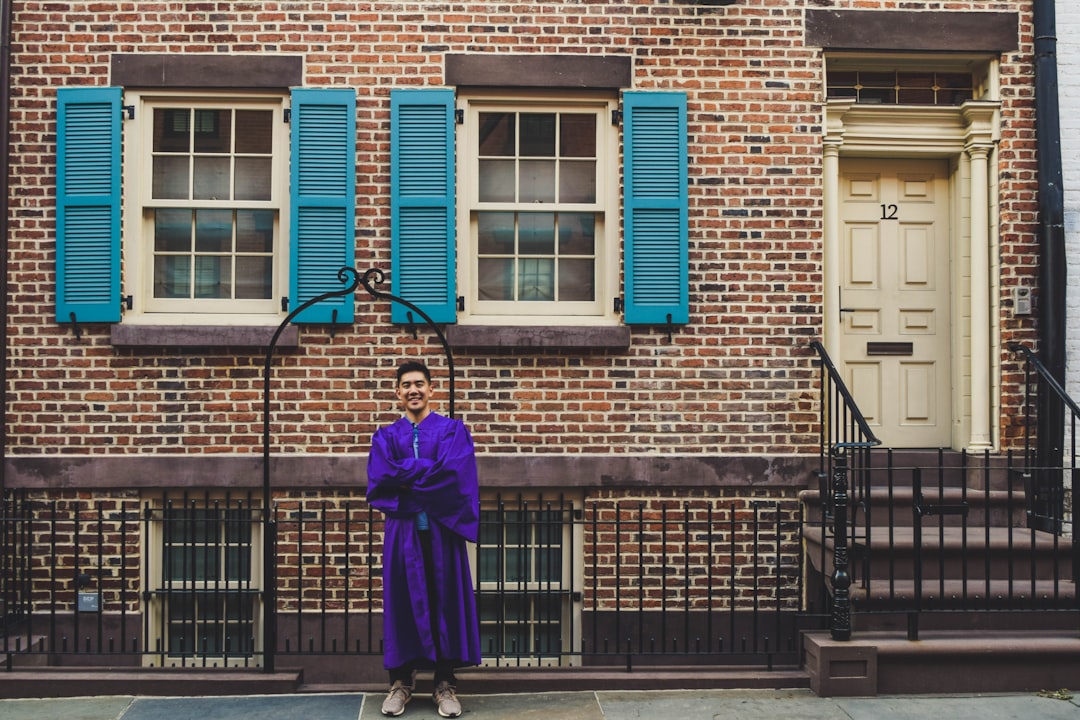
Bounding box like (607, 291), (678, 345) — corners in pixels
(0, 1), (1041, 687)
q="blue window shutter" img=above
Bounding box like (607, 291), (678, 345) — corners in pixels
(289, 88), (357, 324)
(56, 87), (121, 324)
(623, 91), (688, 325)
(390, 89), (456, 324)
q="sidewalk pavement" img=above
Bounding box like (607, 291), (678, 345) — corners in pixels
(0, 688), (1078, 720)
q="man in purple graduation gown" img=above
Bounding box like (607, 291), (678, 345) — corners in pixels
(367, 360), (480, 718)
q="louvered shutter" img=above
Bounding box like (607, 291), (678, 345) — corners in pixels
(623, 91), (689, 325)
(390, 89), (456, 324)
(289, 88), (357, 324)
(56, 87), (122, 324)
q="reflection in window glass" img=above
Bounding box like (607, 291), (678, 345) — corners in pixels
(473, 107), (600, 308)
(475, 211), (596, 303)
(148, 105), (277, 305)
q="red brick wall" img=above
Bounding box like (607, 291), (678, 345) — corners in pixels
(4, 1), (1038, 459)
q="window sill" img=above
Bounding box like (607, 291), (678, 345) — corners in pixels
(445, 325), (630, 350)
(110, 324), (299, 348)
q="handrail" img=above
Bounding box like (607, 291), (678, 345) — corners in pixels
(809, 340), (880, 449)
(1010, 343), (1080, 419)
(809, 341), (880, 642)
(1009, 343), (1080, 542)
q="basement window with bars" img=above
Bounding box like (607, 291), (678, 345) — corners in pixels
(144, 495), (263, 665)
(474, 495), (582, 666)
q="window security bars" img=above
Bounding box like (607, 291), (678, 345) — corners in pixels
(0, 491), (808, 672)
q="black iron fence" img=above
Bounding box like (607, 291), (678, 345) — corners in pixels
(0, 489), (810, 672)
(838, 449), (1077, 639)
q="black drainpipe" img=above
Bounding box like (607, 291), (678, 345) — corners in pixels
(1033, 0), (1065, 509)
(0, 0), (13, 496)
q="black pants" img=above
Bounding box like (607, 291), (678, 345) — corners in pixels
(388, 529), (457, 687)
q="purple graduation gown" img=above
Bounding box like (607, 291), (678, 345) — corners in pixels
(366, 412), (482, 671)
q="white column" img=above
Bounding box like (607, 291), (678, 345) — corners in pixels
(967, 143), (993, 449)
(823, 102), (852, 361)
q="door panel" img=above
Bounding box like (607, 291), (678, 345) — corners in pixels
(838, 158), (951, 447)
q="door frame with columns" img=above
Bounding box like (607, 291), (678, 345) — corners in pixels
(822, 97), (1001, 452)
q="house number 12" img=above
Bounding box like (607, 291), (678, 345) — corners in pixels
(880, 204), (899, 220)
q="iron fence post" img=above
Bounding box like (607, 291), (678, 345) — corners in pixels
(830, 449), (852, 641)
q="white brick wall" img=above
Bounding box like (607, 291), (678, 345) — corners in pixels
(1059, 0), (1080, 399)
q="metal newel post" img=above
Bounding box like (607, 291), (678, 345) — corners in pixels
(830, 448), (852, 641)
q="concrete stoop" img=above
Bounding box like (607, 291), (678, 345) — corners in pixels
(804, 630), (1080, 697)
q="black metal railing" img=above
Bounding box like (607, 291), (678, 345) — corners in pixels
(835, 449), (1077, 639)
(0, 489), (30, 635)
(1011, 343), (1079, 539)
(809, 340), (880, 639)
(0, 490), (808, 672)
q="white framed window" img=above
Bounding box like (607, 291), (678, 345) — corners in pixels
(144, 496), (264, 666)
(122, 92), (289, 323)
(473, 494), (583, 666)
(457, 93), (620, 325)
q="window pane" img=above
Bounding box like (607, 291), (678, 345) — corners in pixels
(195, 256), (231, 299)
(518, 258), (554, 301)
(479, 112), (515, 156)
(193, 109), (230, 153)
(859, 71), (895, 88)
(479, 159), (515, 202)
(155, 209), (192, 252)
(155, 255), (190, 298)
(154, 108), (190, 153)
(519, 113), (555, 156)
(559, 160), (596, 203)
(235, 256), (272, 300)
(478, 258), (514, 301)
(559, 259), (594, 301)
(234, 157), (272, 201)
(236, 210), (274, 253)
(897, 89), (935, 105)
(558, 213), (595, 255)
(477, 212), (515, 254)
(225, 546), (253, 580)
(560, 114), (595, 158)
(235, 110), (273, 154)
(859, 87), (895, 104)
(519, 213), (554, 254)
(153, 156), (189, 199)
(193, 156), (230, 200)
(519, 160), (555, 203)
(195, 209), (233, 253)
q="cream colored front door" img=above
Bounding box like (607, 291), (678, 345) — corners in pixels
(838, 158), (952, 448)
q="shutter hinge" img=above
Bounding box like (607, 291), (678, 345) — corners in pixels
(455, 109), (464, 125)
(281, 297), (289, 311)
(613, 297), (623, 313)
(611, 109), (623, 126)
(123, 105), (134, 120)
(456, 296), (465, 311)
(122, 295), (133, 311)
(283, 108), (291, 124)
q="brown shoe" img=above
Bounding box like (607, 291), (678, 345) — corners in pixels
(381, 680), (412, 716)
(433, 680), (462, 718)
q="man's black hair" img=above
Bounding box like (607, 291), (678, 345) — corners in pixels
(396, 360), (431, 384)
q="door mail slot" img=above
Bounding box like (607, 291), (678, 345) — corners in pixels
(866, 342), (913, 356)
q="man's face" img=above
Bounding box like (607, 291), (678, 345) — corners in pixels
(396, 370), (432, 417)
